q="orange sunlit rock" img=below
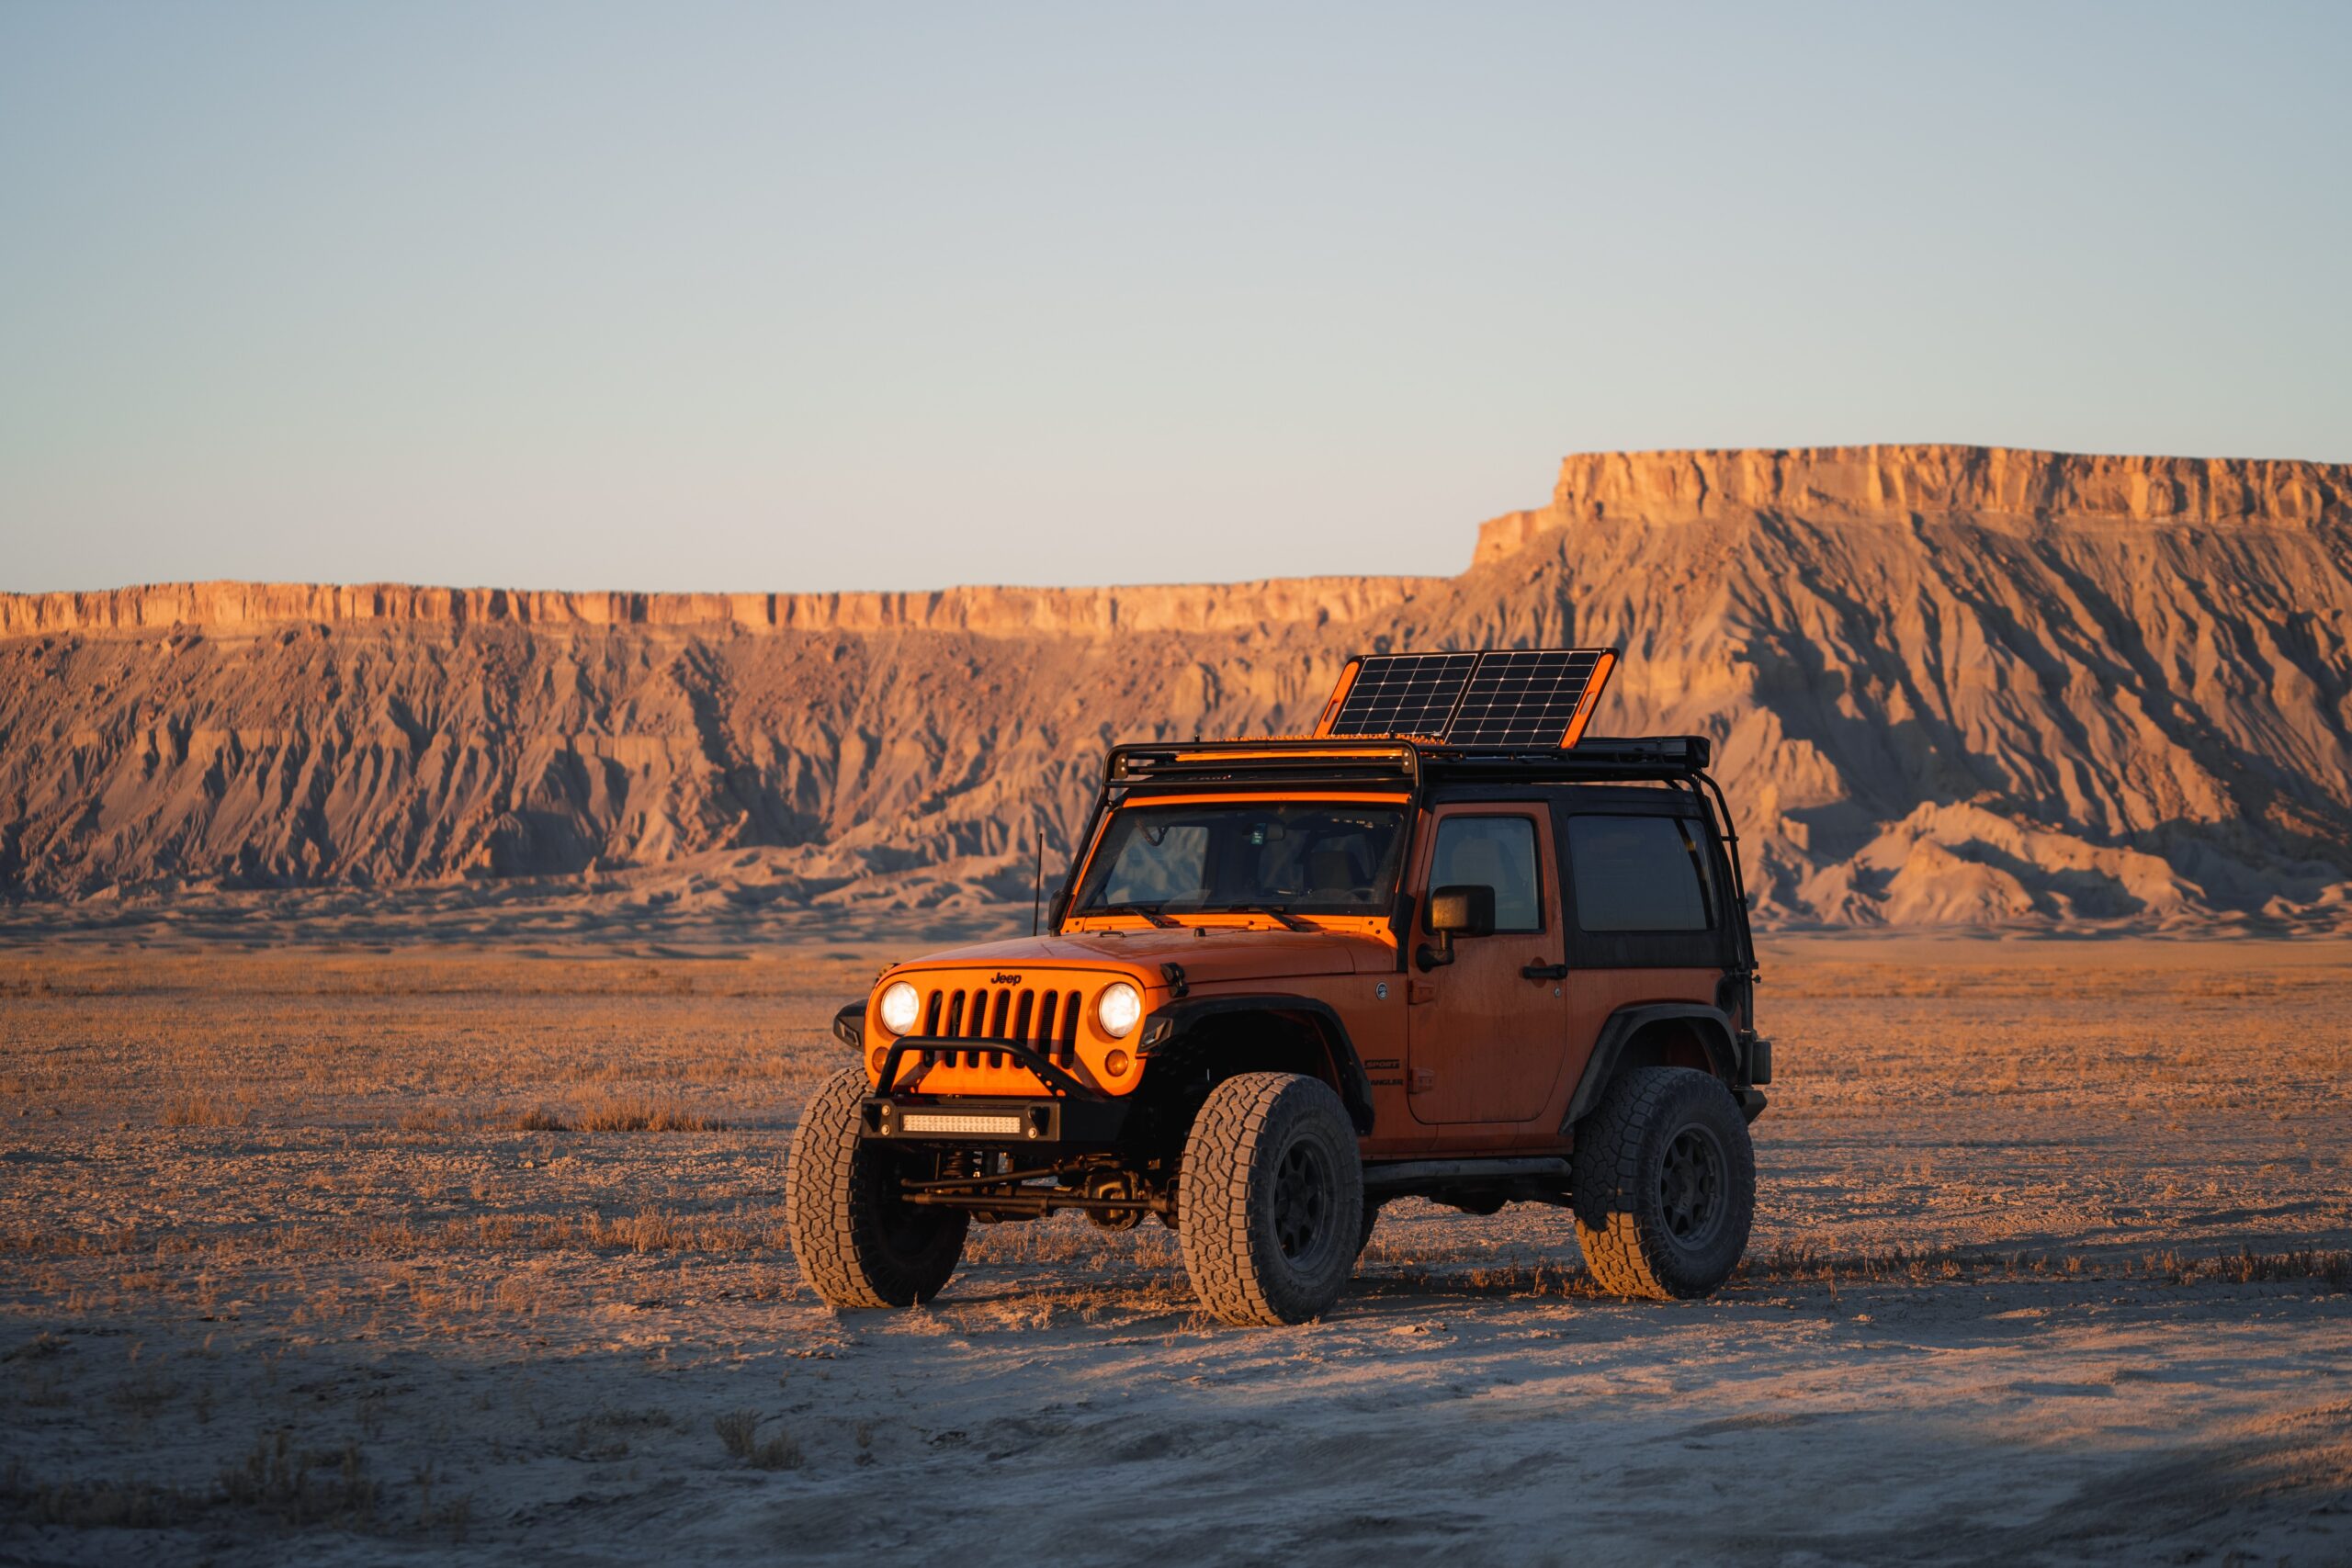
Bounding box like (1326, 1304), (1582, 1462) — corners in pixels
(1, 444), (2345, 928)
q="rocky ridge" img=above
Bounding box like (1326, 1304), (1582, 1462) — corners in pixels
(4, 444), (2346, 930)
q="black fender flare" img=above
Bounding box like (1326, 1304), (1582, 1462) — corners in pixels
(1561, 1003), (1740, 1133)
(1137, 995), (1377, 1134)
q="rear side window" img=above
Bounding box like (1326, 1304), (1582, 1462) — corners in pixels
(1430, 815), (1543, 932)
(1566, 815), (1715, 931)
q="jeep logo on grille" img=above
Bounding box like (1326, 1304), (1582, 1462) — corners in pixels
(990, 972), (1023, 985)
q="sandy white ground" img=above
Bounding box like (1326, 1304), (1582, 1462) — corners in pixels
(3, 929), (2347, 1564)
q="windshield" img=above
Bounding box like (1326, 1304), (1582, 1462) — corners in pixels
(1072, 801), (1408, 919)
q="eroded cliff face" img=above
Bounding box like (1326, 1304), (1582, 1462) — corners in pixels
(0, 574), (1442, 640)
(4, 445), (2347, 929)
(1473, 444), (2352, 564)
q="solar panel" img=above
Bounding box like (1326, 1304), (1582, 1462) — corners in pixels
(1447, 648), (1612, 746)
(1316, 647), (1618, 748)
(1321, 650), (1478, 739)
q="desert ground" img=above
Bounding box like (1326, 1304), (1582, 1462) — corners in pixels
(2, 910), (2347, 1565)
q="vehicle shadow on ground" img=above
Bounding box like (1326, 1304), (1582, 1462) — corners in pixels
(931, 1252), (2352, 1350)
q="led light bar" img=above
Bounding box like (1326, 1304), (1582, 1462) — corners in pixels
(898, 1111), (1027, 1136)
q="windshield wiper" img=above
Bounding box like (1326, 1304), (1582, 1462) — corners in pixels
(1230, 904), (1317, 932)
(1089, 902), (1179, 929)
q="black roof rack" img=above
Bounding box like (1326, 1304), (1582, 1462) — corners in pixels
(1102, 734), (1713, 794)
(1419, 735), (1712, 778)
(1106, 739), (1421, 791)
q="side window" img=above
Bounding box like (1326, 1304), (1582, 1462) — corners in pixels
(1567, 816), (1715, 931)
(1429, 816), (1543, 932)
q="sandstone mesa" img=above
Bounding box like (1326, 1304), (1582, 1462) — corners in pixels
(3, 444), (2347, 930)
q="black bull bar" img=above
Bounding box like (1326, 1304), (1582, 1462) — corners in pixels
(859, 1035), (1129, 1146)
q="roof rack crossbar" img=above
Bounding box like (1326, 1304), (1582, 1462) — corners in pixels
(1419, 735), (1712, 776)
(1101, 735), (1710, 790)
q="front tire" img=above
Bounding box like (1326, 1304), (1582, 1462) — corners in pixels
(1570, 1066), (1754, 1300)
(785, 1069), (967, 1309)
(1179, 1073), (1363, 1326)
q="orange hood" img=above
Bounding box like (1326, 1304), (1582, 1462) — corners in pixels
(896, 926), (1386, 986)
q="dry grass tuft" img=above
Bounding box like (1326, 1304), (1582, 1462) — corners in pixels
(713, 1409), (802, 1471)
(410, 1461), (474, 1541)
(2149, 1246), (2352, 1291)
(491, 1273), (542, 1315)
(0, 1429), (390, 1523)
(215, 1430), (379, 1526)
(489, 1094), (726, 1133)
(1742, 1243), (1996, 1285)
(0, 1467), (199, 1529)
(569, 1406), (676, 1461)
(1741, 1243), (2352, 1292)
(160, 1094), (251, 1128)
(3, 1332), (71, 1362)
(571, 1092), (728, 1133)
(0, 1202), (795, 1263)
(1355, 1258), (1606, 1301)
(110, 1370), (181, 1417)
(962, 1215), (1181, 1268)
(0, 1224), (149, 1257)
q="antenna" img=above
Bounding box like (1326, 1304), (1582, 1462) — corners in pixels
(1030, 808), (1046, 937)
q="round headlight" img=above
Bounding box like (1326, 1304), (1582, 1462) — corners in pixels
(876, 981), (922, 1036)
(1096, 981), (1142, 1039)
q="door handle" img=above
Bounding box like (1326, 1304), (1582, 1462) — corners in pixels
(1521, 962), (1569, 981)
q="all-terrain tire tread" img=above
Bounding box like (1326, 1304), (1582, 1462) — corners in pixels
(1179, 1073), (1363, 1327)
(1571, 1066), (1754, 1301)
(785, 1068), (966, 1309)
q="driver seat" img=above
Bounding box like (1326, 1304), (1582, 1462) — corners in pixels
(1307, 846), (1363, 900)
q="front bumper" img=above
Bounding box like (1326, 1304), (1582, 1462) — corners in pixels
(858, 1094), (1133, 1147)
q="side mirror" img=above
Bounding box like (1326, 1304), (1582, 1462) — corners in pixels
(1417, 884), (1496, 971)
(1428, 885), (1497, 936)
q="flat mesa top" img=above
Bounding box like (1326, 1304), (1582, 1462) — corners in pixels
(1316, 647), (1619, 749)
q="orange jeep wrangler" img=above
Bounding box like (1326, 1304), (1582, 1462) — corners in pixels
(786, 649), (1771, 1325)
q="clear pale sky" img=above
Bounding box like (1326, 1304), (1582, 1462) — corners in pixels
(4, 3), (2346, 594)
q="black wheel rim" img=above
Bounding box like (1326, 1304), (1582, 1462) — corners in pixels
(1273, 1138), (1332, 1261)
(866, 1152), (946, 1252)
(1660, 1123), (1726, 1248)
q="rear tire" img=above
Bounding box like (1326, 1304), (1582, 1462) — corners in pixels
(1179, 1073), (1363, 1326)
(1571, 1066), (1754, 1301)
(785, 1069), (968, 1309)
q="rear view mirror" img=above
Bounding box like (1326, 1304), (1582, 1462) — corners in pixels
(1418, 884), (1496, 970)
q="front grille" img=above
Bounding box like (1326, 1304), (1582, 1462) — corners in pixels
(921, 985), (1086, 1070)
